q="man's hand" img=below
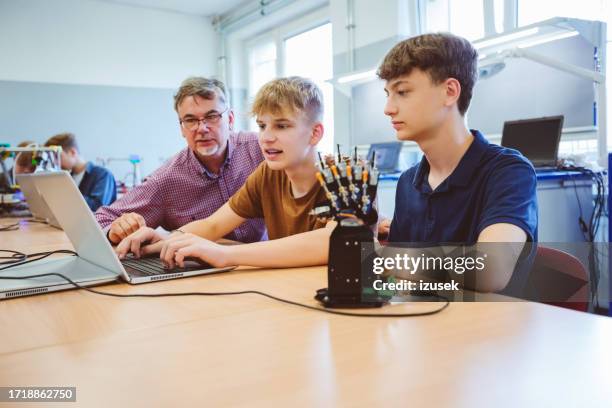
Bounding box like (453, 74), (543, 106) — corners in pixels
(108, 212), (146, 244)
(115, 227), (163, 259)
(154, 233), (231, 269)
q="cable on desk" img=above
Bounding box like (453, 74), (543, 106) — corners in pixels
(0, 249), (27, 265)
(0, 222), (19, 231)
(0, 218), (53, 232)
(0, 251), (449, 317)
(23, 219), (51, 224)
(0, 249), (77, 267)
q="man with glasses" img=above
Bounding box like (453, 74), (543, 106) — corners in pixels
(95, 77), (266, 244)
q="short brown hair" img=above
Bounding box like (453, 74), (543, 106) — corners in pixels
(174, 77), (227, 112)
(45, 132), (78, 152)
(251, 76), (323, 122)
(15, 140), (37, 170)
(377, 33), (478, 115)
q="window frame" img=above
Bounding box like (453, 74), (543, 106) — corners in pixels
(243, 7), (333, 140)
(243, 7), (330, 83)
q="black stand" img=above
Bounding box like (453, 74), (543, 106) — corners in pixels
(315, 218), (386, 308)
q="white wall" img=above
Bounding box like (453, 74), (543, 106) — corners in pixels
(0, 0), (216, 88)
(0, 0), (218, 180)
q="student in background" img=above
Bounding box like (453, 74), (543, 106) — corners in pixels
(45, 133), (117, 211)
(378, 33), (537, 292)
(1, 141), (37, 191)
(115, 77), (339, 269)
(95, 77), (266, 244)
(13, 141), (38, 176)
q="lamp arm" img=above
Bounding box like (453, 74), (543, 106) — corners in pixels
(503, 47), (605, 83)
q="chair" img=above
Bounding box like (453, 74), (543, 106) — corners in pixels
(528, 246), (589, 312)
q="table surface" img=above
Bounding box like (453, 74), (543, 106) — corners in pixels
(1, 218), (612, 407)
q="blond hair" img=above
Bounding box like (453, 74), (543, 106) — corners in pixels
(174, 77), (227, 112)
(251, 77), (323, 122)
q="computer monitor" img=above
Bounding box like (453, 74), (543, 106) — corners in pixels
(367, 142), (402, 174)
(501, 115), (564, 168)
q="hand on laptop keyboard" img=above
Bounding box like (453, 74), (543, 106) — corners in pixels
(156, 232), (231, 269)
(115, 226), (164, 259)
(108, 212), (146, 244)
(120, 255), (212, 275)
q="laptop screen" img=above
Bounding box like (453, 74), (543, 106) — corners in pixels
(501, 115), (564, 167)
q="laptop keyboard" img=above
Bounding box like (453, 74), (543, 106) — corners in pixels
(120, 256), (204, 276)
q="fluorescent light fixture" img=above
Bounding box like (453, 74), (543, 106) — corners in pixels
(473, 27), (540, 49)
(337, 69), (377, 84)
(517, 30), (580, 49)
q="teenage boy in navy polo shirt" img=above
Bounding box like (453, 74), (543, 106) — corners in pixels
(378, 33), (538, 293)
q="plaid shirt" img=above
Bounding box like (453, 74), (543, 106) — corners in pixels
(95, 131), (266, 243)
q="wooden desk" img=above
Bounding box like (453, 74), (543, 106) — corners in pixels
(1, 220), (612, 407)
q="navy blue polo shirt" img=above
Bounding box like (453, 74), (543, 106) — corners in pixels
(388, 130), (538, 245)
(78, 161), (117, 212)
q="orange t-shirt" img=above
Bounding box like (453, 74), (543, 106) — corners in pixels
(228, 162), (328, 240)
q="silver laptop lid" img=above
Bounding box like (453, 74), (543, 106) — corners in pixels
(0, 257), (118, 299)
(15, 173), (61, 228)
(29, 171), (129, 281)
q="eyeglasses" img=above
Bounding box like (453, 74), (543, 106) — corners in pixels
(180, 107), (229, 131)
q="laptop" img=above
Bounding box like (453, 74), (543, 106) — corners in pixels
(16, 173), (62, 229)
(501, 115), (564, 170)
(1, 171), (236, 300)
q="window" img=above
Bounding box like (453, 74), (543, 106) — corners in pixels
(493, 0), (504, 33)
(449, 0), (485, 40)
(425, 0), (485, 40)
(518, 0), (612, 153)
(247, 40), (277, 130)
(248, 40), (277, 100)
(518, 0), (607, 26)
(425, 0), (450, 33)
(283, 23), (334, 154)
(243, 9), (332, 151)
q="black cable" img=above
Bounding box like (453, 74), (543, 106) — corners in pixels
(22, 218), (51, 225)
(560, 165), (606, 242)
(0, 222), (19, 231)
(568, 173), (588, 240)
(0, 250), (77, 270)
(0, 251), (449, 317)
(559, 165), (606, 311)
(584, 169), (602, 240)
(0, 249), (27, 265)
